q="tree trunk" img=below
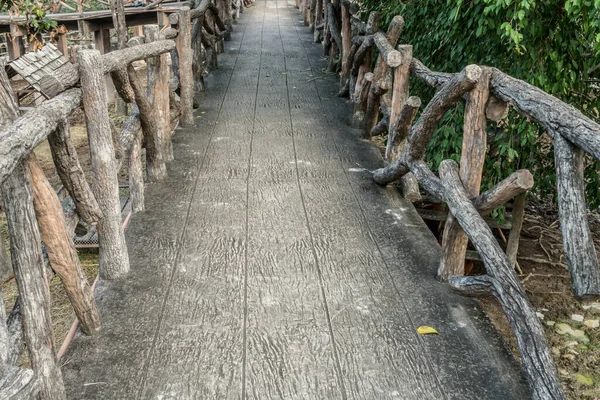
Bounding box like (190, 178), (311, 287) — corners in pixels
(385, 96), (420, 161)
(506, 193), (526, 269)
(26, 154), (101, 336)
(174, 7), (195, 127)
(129, 129), (145, 213)
(78, 50), (130, 280)
(47, 119), (103, 225)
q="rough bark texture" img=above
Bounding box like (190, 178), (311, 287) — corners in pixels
(129, 128), (145, 213)
(145, 25), (173, 163)
(362, 16), (404, 136)
(387, 44), (412, 156)
(472, 170), (534, 215)
(109, 0), (128, 49)
(78, 50), (130, 280)
(175, 7), (195, 127)
(1, 163), (67, 400)
(338, 0), (351, 91)
(47, 119), (102, 225)
(554, 133), (600, 298)
(400, 172), (421, 202)
(26, 154), (101, 336)
(363, 80), (389, 139)
(128, 64), (168, 182)
(0, 366), (39, 399)
(506, 194), (526, 269)
(117, 107), (142, 165)
(101, 40), (177, 74)
(439, 68), (490, 281)
(0, 89), (82, 187)
(110, 67), (136, 104)
(373, 65), (481, 184)
(439, 160), (565, 400)
(385, 96), (420, 161)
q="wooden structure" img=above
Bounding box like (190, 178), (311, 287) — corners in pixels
(0, 0), (237, 397)
(307, 0), (600, 399)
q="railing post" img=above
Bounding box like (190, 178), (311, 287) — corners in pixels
(1, 163), (67, 400)
(554, 133), (600, 298)
(173, 7), (195, 127)
(78, 49), (130, 279)
(438, 67), (490, 281)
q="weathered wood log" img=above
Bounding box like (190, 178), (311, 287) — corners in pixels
(129, 128), (145, 213)
(207, 1), (229, 38)
(363, 15), (404, 136)
(78, 50), (130, 280)
(491, 69), (600, 161)
(101, 40), (176, 74)
(373, 65), (481, 185)
(365, 11), (380, 34)
(47, 118), (102, 225)
(352, 72), (373, 127)
(145, 25), (173, 162)
(506, 193), (526, 269)
(338, 0), (352, 92)
(0, 366), (39, 400)
(448, 275), (495, 297)
(161, 27), (178, 40)
(439, 160), (565, 400)
(472, 169), (534, 214)
(326, 3), (342, 59)
(109, 0), (128, 49)
(400, 172), (421, 202)
(363, 80), (389, 139)
(439, 68), (491, 281)
(1, 163), (67, 400)
(26, 154), (101, 336)
(370, 115), (388, 137)
(118, 107), (142, 161)
(410, 58), (453, 88)
(350, 35), (373, 77)
(385, 96), (420, 161)
(554, 133), (600, 298)
(192, 1), (209, 105)
(110, 66), (136, 104)
(373, 31), (403, 68)
(5, 300), (23, 367)
(0, 89), (82, 187)
(128, 64), (168, 182)
(387, 44), (412, 156)
(174, 7), (195, 127)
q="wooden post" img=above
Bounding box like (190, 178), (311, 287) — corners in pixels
(1, 164), (67, 400)
(554, 133), (600, 298)
(94, 29), (111, 54)
(386, 44), (412, 159)
(55, 32), (68, 57)
(173, 7), (194, 127)
(145, 25), (173, 162)
(78, 49), (130, 279)
(47, 119), (103, 225)
(438, 68), (490, 281)
(129, 129), (145, 213)
(7, 25), (24, 60)
(506, 193), (526, 268)
(26, 154), (101, 336)
(339, 1), (351, 93)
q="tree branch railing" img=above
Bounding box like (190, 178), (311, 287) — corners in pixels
(302, 1), (600, 399)
(0, 1), (233, 398)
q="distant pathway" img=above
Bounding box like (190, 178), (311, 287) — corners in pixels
(63, 1), (529, 398)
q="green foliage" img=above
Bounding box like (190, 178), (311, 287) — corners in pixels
(1, 0), (58, 49)
(360, 0), (600, 208)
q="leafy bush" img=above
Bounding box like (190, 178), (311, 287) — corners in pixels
(360, 0), (600, 208)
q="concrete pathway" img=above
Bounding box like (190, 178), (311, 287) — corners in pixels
(63, 1), (530, 398)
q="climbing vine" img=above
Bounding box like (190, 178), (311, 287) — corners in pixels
(360, 0), (600, 208)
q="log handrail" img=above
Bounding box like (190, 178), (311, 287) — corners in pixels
(0, 1), (233, 397)
(304, 2), (600, 399)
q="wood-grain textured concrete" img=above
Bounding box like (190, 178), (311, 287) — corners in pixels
(62, 1), (530, 398)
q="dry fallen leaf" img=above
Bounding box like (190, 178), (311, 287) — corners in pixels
(417, 326), (438, 335)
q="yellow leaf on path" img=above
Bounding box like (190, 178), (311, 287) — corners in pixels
(417, 326), (438, 335)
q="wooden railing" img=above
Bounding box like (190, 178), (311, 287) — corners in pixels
(300, 0), (600, 399)
(0, 0), (243, 398)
